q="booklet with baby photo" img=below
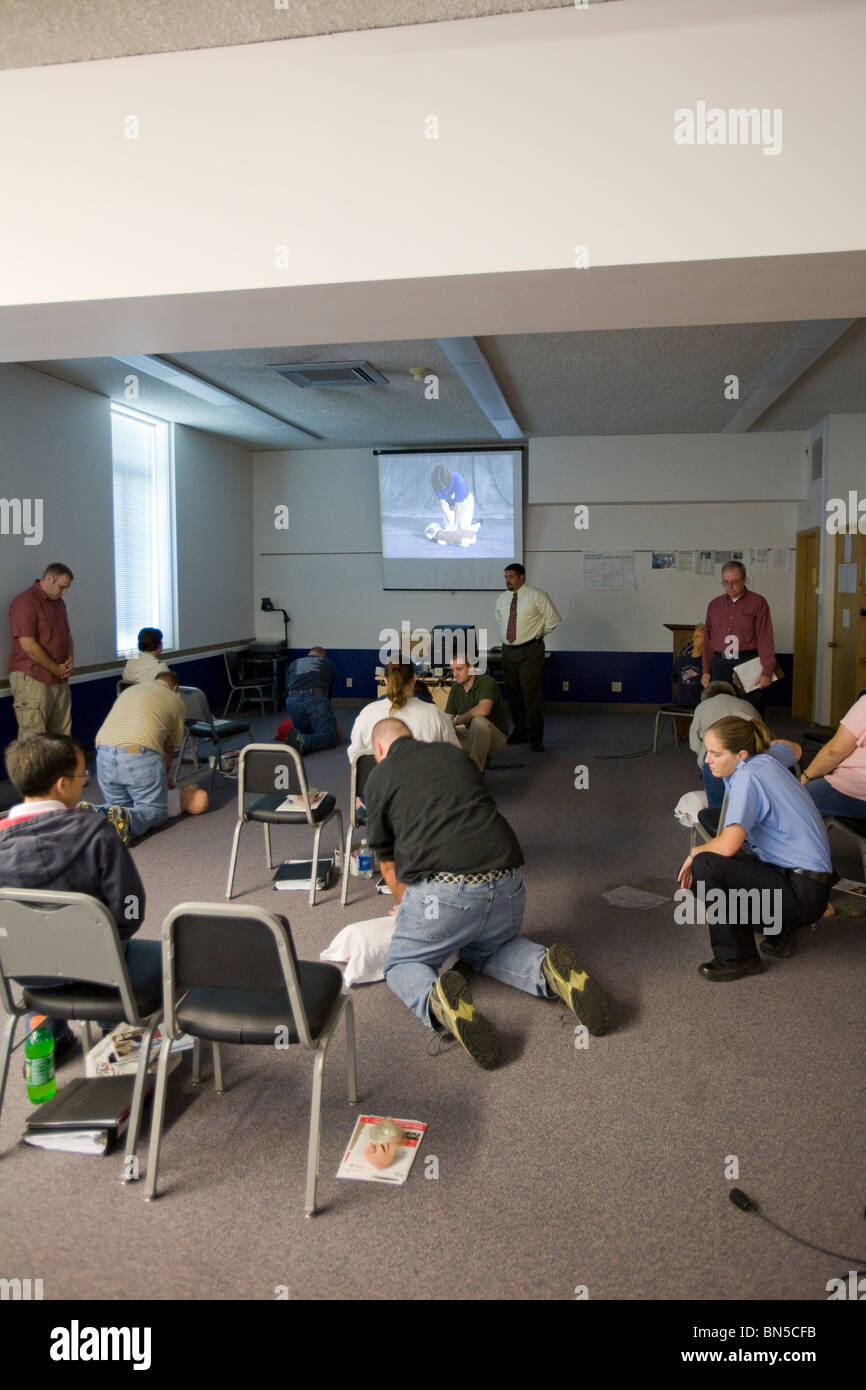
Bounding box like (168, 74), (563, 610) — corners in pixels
(274, 789), (327, 811)
(336, 1114), (427, 1185)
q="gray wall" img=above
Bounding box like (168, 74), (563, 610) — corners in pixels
(0, 363), (116, 670)
(174, 422), (253, 647)
(0, 365), (254, 686)
(253, 436), (806, 655)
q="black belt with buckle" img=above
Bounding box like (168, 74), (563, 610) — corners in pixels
(505, 637), (543, 650)
(791, 868), (835, 884)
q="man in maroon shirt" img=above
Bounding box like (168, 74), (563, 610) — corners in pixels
(701, 561), (776, 714)
(8, 563), (74, 737)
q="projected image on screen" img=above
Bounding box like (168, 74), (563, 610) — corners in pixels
(380, 453), (514, 559)
(378, 450), (522, 589)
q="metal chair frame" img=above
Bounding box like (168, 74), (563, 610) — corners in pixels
(176, 685), (249, 793)
(653, 704), (696, 756)
(226, 744), (343, 905)
(0, 887), (162, 1182)
(144, 901), (357, 1217)
(340, 754), (377, 907)
(223, 651), (276, 718)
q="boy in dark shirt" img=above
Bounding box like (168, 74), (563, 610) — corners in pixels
(0, 735), (145, 1060)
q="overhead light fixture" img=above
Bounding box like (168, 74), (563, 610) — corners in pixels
(113, 354), (322, 440)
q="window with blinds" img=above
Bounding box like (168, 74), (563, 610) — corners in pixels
(110, 405), (177, 655)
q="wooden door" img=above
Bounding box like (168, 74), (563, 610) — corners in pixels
(829, 531), (866, 725)
(792, 529), (819, 720)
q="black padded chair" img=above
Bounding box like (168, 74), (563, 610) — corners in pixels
(691, 792), (728, 852)
(223, 650), (276, 718)
(143, 902), (357, 1217)
(802, 688), (866, 756)
(825, 817), (866, 879)
(340, 754), (377, 907)
(177, 686), (250, 793)
(0, 888), (163, 1181)
(226, 744), (343, 905)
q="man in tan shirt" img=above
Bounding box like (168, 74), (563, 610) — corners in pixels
(94, 671), (207, 841)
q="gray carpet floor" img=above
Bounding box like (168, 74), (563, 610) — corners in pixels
(1, 708), (864, 1302)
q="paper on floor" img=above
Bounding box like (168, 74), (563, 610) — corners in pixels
(602, 885), (671, 909)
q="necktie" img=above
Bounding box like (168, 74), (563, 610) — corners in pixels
(506, 592), (518, 643)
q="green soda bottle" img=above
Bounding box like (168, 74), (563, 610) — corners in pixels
(25, 1016), (56, 1104)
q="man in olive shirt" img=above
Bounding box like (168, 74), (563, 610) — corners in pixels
(94, 671), (207, 840)
(365, 718), (609, 1068)
(445, 657), (508, 772)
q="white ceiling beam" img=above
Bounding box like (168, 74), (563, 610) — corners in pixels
(113, 354), (321, 439)
(722, 319), (856, 432)
(437, 337), (523, 439)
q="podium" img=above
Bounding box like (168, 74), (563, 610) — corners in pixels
(664, 621), (701, 736)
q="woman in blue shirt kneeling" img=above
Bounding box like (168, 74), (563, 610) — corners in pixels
(677, 716), (835, 981)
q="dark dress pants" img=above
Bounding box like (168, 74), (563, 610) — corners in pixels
(502, 639), (545, 741)
(691, 851), (831, 961)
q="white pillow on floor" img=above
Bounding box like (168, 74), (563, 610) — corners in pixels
(321, 917), (458, 988)
(321, 917), (396, 987)
(674, 789), (707, 827)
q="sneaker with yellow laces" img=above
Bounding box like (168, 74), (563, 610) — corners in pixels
(542, 943), (610, 1035)
(105, 805), (133, 846)
(428, 970), (499, 1070)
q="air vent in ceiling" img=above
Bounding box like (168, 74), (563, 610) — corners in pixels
(268, 361), (389, 388)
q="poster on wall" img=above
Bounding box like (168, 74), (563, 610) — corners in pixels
(583, 552), (636, 590)
(697, 551), (714, 576)
(651, 552), (676, 570)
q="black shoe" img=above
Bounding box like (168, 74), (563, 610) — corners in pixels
(53, 1031), (78, 1065)
(758, 932), (798, 959)
(530, 741), (545, 753)
(698, 957), (766, 982)
(284, 729), (306, 755)
(428, 971), (499, 1069)
(507, 730), (528, 744)
(542, 944), (610, 1035)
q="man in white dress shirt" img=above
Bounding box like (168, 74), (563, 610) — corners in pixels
(495, 564), (561, 753)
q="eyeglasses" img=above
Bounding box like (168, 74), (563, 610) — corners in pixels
(69, 772), (90, 785)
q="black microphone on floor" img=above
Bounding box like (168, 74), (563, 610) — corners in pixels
(728, 1187), (866, 1263)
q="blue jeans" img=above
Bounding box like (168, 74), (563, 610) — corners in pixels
(803, 777), (866, 820)
(96, 746), (168, 836)
(285, 691), (338, 752)
(702, 761), (727, 809)
(384, 869), (548, 1028)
